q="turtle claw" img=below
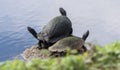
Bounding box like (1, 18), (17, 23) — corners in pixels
(27, 26), (38, 39)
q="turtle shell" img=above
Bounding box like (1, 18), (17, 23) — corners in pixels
(37, 16), (72, 43)
(48, 36), (85, 52)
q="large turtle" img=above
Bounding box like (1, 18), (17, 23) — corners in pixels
(27, 8), (72, 49)
(48, 30), (89, 56)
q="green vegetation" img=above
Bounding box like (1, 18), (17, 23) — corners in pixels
(87, 41), (120, 70)
(0, 41), (120, 70)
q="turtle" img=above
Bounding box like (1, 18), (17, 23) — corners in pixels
(27, 7), (72, 49)
(48, 30), (89, 56)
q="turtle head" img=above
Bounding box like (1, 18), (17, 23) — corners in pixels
(59, 7), (67, 16)
(82, 30), (89, 41)
(77, 45), (87, 54)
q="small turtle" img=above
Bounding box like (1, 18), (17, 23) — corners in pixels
(27, 8), (72, 49)
(48, 30), (89, 56)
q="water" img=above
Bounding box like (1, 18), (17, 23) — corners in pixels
(0, 0), (120, 61)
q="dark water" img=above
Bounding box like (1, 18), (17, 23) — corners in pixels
(0, 0), (120, 61)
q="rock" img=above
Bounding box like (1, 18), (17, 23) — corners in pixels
(22, 44), (50, 60)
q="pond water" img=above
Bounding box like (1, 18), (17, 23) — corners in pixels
(0, 0), (120, 61)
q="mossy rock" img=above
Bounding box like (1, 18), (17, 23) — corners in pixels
(22, 44), (50, 60)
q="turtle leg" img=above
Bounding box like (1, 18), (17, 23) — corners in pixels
(69, 28), (73, 35)
(49, 52), (57, 57)
(82, 30), (89, 41)
(59, 52), (66, 56)
(38, 40), (51, 49)
(27, 26), (38, 39)
(37, 40), (43, 49)
(41, 41), (54, 49)
(59, 7), (67, 16)
(50, 52), (66, 57)
(82, 45), (87, 52)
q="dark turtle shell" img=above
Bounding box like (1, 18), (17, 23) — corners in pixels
(27, 8), (73, 49)
(48, 36), (84, 52)
(37, 15), (72, 43)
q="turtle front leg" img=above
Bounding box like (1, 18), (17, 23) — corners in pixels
(27, 26), (38, 39)
(82, 30), (89, 41)
(38, 40), (51, 49)
(82, 45), (87, 52)
(38, 40), (49, 49)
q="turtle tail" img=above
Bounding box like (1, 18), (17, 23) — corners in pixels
(59, 7), (67, 16)
(82, 30), (89, 41)
(27, 26), (38, 39)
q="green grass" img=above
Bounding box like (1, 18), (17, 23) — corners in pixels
(0, 41), (120, 70)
